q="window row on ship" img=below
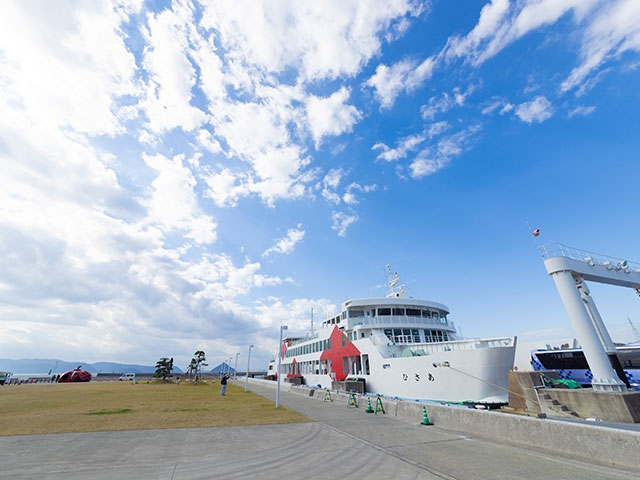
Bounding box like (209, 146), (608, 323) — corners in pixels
(323, 308), (449, 327)
(353, 328), (451, 344)
(285, 339), (331, 358)
(281, 355), (371, 377)
(285, 328), (451, 359)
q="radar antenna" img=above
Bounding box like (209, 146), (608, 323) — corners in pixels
(386, 265), (406, 298)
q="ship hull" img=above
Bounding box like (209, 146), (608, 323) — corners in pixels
(280, 334), (516, 403)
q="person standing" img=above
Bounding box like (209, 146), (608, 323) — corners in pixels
(220, 373), (229, 396)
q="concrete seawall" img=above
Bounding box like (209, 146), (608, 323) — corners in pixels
(247, 378), (640, 470)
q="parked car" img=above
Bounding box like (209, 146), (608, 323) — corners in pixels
(118, 373), (136, 381)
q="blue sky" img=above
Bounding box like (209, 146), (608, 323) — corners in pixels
(1, 0), (640, 372)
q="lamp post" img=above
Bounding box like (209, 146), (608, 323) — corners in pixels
(228, 357), (233, 376)
(276, 325), (288, 408)
(245, 344), (254, 392)
(234, 352), (240, 379)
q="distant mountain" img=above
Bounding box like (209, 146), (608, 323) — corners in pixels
(0, 358), (183, 374)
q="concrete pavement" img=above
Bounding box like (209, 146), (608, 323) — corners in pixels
(0, 381), (637, 480)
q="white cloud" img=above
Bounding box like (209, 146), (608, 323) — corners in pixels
(202, 168), (246, 208)
(441, 0), (640, 95)
(428, 121), (451, 138)
(143, 153), (217, 244)
(365, 57), (435, 108)
(442, 0), (512, 65)
(420, 86), (474, 120)
(322, 169), (343, 204)
(568, 105), (596, 117)
(373, 133), (426, 162)
(331, 212), (358, 237)
(482, 98), (515, 116)
(561, 0), (640, 93)
(140, 8), (208, 134)
(199, 0), (422, 83)
(263, 225), (306, 257)
(306, 87), (362, 148)
(443, 0), (598, 66)
(515, 95), (554, 124)
(197, 129), (223, 154)
(409, 125), (481, 179)
(343, 182), (377, 205)
(0, 2), (139, 136)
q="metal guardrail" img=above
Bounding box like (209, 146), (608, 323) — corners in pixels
(538, 243), (640, 273)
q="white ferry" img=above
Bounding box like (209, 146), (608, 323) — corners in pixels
(268, 267), (517, 404)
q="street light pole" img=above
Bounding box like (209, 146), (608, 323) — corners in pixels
(234, 352), (240, 379)
(275, 324), (288, 408)
(245, 344), (254, 392)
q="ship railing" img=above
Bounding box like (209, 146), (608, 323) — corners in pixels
(538, 243), (640, 273)
(402, 337), (515, 355)
(348, 316), (452, 330)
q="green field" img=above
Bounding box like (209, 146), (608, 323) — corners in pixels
(0, 381), (309, 436)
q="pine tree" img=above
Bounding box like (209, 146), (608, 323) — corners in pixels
(190, 351), (207, 382)
(154, 357), (174, 381)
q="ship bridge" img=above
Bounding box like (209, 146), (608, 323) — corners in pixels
(540, 243), (640, 391)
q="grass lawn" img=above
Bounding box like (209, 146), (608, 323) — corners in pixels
(0, 381), (310, 436)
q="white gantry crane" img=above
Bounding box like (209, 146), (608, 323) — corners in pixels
(540, 243), (640, 391)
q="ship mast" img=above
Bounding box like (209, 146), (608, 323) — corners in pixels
(386, 265), (406, 298)
(307, 308), (316, 338)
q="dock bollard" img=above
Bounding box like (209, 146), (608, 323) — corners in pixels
(420, 406), (432, 425)
(365, 397), (374, 413)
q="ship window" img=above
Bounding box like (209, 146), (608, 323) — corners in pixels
(422, 310), (431, 318)
(378, 308), (391, 316)
(355, 356), (362, 375)
(406, 308), (420, 316)
(341, 311), (347, 320)
(384, 329), (393, 342)
(619, 349), (640, 368)
(412, 329), (420, 342)
(349, 309), (364, 318)
(362, 354), (370, 375)
(342, 335), (346, 347)
(535, 351), (589, 370)
(392, 308), (405, 316)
